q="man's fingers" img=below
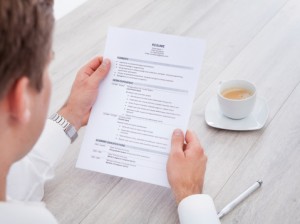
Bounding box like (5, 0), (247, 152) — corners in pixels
(90, 58), (111, 85)
(81, 57), (103, 76)
(88, 56), (103, 71)
(170, 129), (184, 155)
(185, 130), (200, 146)
(185, 130), (205, 156)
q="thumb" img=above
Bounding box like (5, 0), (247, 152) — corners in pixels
(170, 129), (184, 155)
(91, 58), (111, 85)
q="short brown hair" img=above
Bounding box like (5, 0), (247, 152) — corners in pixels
(0, 0), (54, 98)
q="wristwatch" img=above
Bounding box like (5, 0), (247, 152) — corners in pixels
(49, 113), (78, 143)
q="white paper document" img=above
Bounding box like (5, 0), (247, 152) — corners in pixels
(76, 27), (205, 187)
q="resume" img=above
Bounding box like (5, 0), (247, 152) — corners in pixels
(76, 27), (205, 187)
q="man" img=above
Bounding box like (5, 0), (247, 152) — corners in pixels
(0, 0), (220, 223)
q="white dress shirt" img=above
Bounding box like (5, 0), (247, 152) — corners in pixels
(3, 119), (220, 223)
(7, 120), (70, 201)
(0, 201), (57, 224)
(178, 194), (220, 224)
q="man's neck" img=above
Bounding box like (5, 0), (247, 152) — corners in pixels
(0, 113), (20, 201)
(0, 165), (8, 201)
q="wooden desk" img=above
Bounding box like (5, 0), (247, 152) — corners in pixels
(44, 0), (300, 223)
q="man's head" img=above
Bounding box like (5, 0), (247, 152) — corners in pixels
(0, 0), (54, 163)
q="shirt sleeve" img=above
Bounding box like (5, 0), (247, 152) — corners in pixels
(0, 201), (58, 224)
(6, 119), (70, 201)
(178, 194), (221, 224)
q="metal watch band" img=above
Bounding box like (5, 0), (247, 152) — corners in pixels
(49, 113), (78, 143)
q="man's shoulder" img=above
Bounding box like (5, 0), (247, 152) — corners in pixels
(0, 201), (57, 224)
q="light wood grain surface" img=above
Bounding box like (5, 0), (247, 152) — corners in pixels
(44, 0), (300, 223)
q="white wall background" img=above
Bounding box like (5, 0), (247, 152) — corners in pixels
(54, 0), (88, 20)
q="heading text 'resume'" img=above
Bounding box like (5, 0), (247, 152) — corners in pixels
(152, 43), (165, 48)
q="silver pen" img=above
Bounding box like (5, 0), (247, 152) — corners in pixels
(218, 180), (263, 219)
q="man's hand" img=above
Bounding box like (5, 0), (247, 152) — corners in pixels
(58, 57), (111, 130)
(167, 129), (207, 204)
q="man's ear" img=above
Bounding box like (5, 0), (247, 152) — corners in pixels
(7, 77), (32, 124)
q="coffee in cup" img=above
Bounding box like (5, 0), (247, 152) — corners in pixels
(217, 80), (256, 119)
(222, 88), (253, 100)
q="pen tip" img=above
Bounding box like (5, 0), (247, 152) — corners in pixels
(257, 180), (263, 186)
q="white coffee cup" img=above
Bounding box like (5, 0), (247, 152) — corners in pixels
(217, 80), (256, 119)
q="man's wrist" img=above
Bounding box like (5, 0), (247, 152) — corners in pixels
(58, 106), (82, 131)
(173, 187), (202, 205)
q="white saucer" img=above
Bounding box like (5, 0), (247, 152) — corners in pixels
(205, 97), (269, 131)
